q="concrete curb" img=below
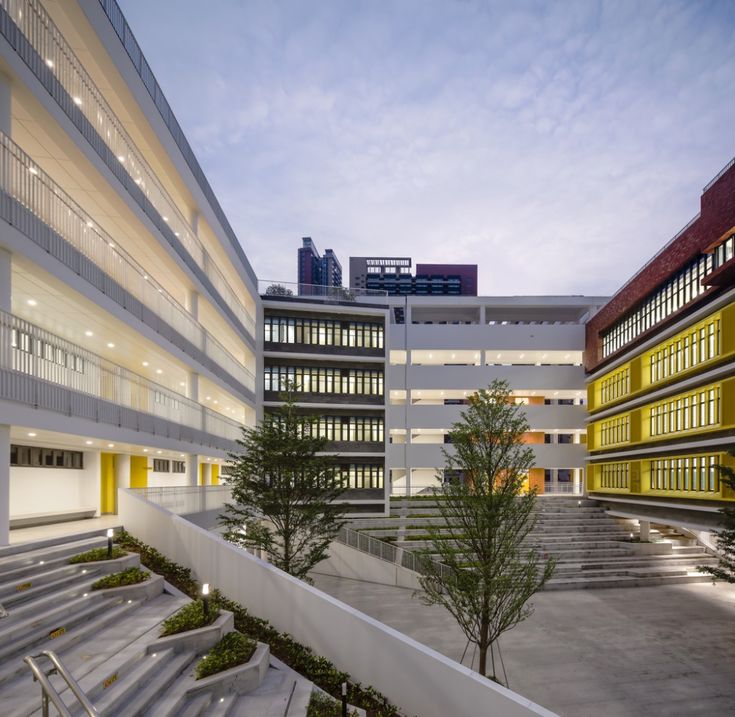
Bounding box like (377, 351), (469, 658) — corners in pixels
(188, 641), (270, 696)
(92, 571), (164, 601)
(147, 609), (234, 654)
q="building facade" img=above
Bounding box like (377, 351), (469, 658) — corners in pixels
(297, 238), (342, 295)
(0, 0), (260, 543)
(387, 296), (606, 495)
(349, 256), (478, 296)
(262, 293), (389, 514)
(585, 158), (735, 528)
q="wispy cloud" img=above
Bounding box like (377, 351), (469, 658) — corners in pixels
(120, 0), (735, 295)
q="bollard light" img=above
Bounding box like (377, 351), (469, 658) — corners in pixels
(106, 528), (114, 559)
(202, 582), (210, 619)
(341, 682), (348, 717)
(577, 500), (581, 507)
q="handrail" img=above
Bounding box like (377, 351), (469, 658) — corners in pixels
(24, 650), (99, 716)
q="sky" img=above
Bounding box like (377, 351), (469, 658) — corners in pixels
(119, 0), (735, 297)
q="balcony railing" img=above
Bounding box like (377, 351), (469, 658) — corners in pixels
(0, 0), (256, 338)
(0, 133), (254, 396)
(260, 280), (388, 304)
(0, 310), (242, 448)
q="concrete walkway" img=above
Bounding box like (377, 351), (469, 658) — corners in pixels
(312, 574), (735, 717)
(8, 515), (121, 544)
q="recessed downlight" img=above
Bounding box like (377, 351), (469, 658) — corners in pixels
(45, 59), (54, 68)
(143, 448), (149, 453)
(27, 299), (37, 306)
(142, 361), (149, 367)
(85, 330), (93, 337)
(73, 96), (82, 106)
(28, 166), (38, 175)
(28, 432), (37, 437)
(155, 369), (163, 375)
(107, 342), (115, 348)
(85, 440), (93, 445)
(107, 443), (115, 448)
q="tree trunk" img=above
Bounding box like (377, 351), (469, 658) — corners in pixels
(478, 613), (490, 677)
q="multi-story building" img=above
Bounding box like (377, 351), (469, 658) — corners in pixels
(585, 157), (735, 531)
(297, 237), (342, 295)
(387, 296), (606, 495)
(0, 0), (259, 544)
(349, 256), (478, 296)
(262, 284), (388, 513)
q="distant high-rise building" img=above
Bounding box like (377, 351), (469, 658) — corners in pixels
(349, 256), (477, 296)
(297, 238), (342, 295)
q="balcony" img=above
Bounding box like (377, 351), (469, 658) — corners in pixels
(0, 132), (254, 398)
(260, 280), (388, 306)
(0, 310), (242, 450)
(0, 0), (256, 338)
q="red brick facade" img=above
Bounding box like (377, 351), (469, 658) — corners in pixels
(585, 159), (735, 372)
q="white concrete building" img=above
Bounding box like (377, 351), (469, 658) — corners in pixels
(0, 0), (259, 543)
(386, 296), (607, 495)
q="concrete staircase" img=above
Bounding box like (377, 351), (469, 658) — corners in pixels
(0, 531), (313, 716)
(351, 497), (719, 590)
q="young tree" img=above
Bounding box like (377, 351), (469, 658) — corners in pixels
(699, 455), (735, 583)
(220, 387), (347, 582)
(418, 379), (555, 683)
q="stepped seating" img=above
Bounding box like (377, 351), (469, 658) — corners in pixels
(361, 497), (719, 590)
(0, 532), (314, 716)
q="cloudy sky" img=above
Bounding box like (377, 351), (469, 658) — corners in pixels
(119, 0), (735, 296)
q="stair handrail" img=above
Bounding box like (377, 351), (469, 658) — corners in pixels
(24, 651), (99, 716)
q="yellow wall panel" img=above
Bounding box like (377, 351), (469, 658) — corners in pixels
(130, 456), (148, 489)
(100, 453), (116, 513)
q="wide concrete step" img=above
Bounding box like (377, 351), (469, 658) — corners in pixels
(0, 537), (106, 580)
(545, 571), (713, 590)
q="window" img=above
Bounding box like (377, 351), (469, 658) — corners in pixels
(650, 454), (718, 493)
(10, 444), (83, 469)
(600, 246), (729, 358)
(333, 463), (383, 489)
(648, 317), (721, 385)
(153, 459), (170, 472)
(264, 316), (383, 350)
(649, 386), (720, 438)
(172, 460), (185, 473)
(264, 366), (384, 396)
(598, 415), (630, 447)
(599, 462), (629, 489)
(599, 366), (630, 406)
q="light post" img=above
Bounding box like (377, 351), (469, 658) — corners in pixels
(106, 528), (113, 559)
(341, 681), (348, 717)
(202, 582), (210, 619)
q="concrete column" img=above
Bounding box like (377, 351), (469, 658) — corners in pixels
(573, 468), (582, 495)
(639, 520), (650, 542)
(480, 350), (486, 366)
(0, 247), (11, 312)
(190, 209), (200, 237)
(479, 305), (486, 325)
(188, 371), (199, 402)
(186, 289), (199, 321)
(201, 462), (211, 486)
(0, 424), (9, 545)
(0, 72), (11, 136)
(187, 454), (198, 487)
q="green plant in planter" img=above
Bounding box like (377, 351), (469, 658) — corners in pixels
(160, 600), (220, 636)
(195, 631), (256, 680)
(307, 691), (359, 717)
(91, 567), (149, 590)
(69, 547), (126, 564)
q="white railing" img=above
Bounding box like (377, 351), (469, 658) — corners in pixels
(0, 133), (254, 395)
(130, 486), (232, 515)
(0, 310), (242, 447)
(260, 280), (387, 304)
(0, 0), (256, 338)
(542, 483), (579, 495)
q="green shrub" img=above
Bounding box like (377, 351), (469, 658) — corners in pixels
(160, 600), (220, 636)
(195, 631), (256, 680)
(91, 567), (149, 590)
(69, 547), (126, 564)
(307, 690), (359, 717)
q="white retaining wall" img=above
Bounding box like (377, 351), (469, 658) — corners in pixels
(118, 488), (557, 717)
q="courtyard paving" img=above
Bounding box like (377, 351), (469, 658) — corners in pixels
(312, 573), (735, 717)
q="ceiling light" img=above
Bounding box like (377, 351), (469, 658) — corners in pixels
(155, 369), (163, 374)
(117, 155), (125, 163)
(180, 453), (185, 457)
(108, 242), (115, 248)
(142, 361), (149, 367)
(205, 396), (211, 401)
(85, 440), (93, 445)
(134, 178), (142, 185)
(179, 382), (186, 387)
(85, 330), (93, 337)
(541, 354), (547, 359)
(162, 216), (169, 222)
(143, 275), (148, 280)
(553, 391), (559, 396)
(45, 59), (54, 68)
(451, 353), (455, 359)
(156, 450), (162, 454)
(86, 221), (93, 228)
(519, 353), (525, 359)
(107, 342), (115, 348)
(27, 299), (37, 306)
(73, 96), (82, 106)
(107, 443), (115, 448)
(213, 400), (218, 404)
(496, 353), (501, 359)
(28, 432), (36, 437)
(143, 448), (149, 453)
(174, 232), (180, 237)
(28, 166), (38, 175)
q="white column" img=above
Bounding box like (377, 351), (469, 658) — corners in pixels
(639, 520), (650, 542)
(0, 424), (9, 545)
(83, 451), (102, 517)
(190, 208), (200, 239)
(187, 454), (199, 487)
(0, 72), (11, 136)
(188, 371), (199, 402)
(201, 462), (211, 486)
(115, 454), (131, 490)
(0, 247), (10, 311)
(573, 468), (582, 495)
(186, 289), (199, 321)
(479, 305), (486, 325)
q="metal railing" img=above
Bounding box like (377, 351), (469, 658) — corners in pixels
(24, 650), (99, 716)
(335, 525), (453, 581)
(0, 310), (242, 448)
(542, 482), (580, 495)
(260, 280), (388, 304)
(131, 485), (232, 515)
(0, 133), (254, 395)
(0, 0), (256, 338)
